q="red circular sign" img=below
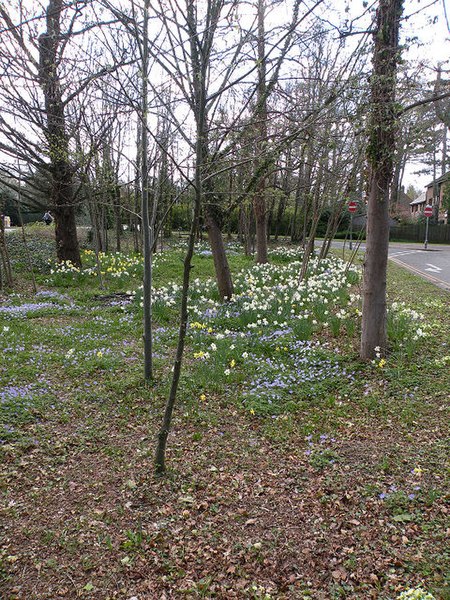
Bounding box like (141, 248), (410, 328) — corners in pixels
(424, 205), (433, 217)
(348, 201), (357, 213)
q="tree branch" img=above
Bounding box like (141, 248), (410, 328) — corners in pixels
(398, 90), (450, 116)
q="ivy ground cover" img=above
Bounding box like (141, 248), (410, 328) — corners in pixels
(1, 235), (449, 599)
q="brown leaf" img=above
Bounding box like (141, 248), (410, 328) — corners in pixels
(332, 570), (342, 580)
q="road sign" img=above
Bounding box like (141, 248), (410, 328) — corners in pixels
(423, 205), (433, 249)
(348, 201), (357, 249)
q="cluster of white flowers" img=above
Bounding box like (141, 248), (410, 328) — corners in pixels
(434, 354), (450, 367)
(390, 302), (423, 321)
(126, 253), (360, 339)
(412, 328), (426, 341)
(50, 260), (81, 275)
(152, 282), (181, 307)
(396, 588), (436, 600)
(388, 301), (429, 343)
(181, 253), (361, 404)
(268, 246), (303, 261)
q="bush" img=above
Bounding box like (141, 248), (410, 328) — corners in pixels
(5, 227), (56, 273)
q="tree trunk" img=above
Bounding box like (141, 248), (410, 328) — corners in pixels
(254, 183), (268, 263)
(103, 204), (109, 253)
(155, 0), (210, 475)
(0, 215), (13, 287)
(253, 0), (268, 264)
(442, 125), (447, 176)
(274, 185), (288, 242)
(141, 0), (153, 381)
(134, 122), (142, 253)
(155, 187), (200, 475)
(90, 199), (104, 253)
(290, 168), (303, 242)
(266, 190), (276, 242)
(52, 166), (80, 265)
(39, 0), (81, 267)
(360, 0), (403, 360)
(115, 184), (122, 252)
(299, 194), (320, 281)
(205, 204), (234, 300)
(84, 183), (105, 289)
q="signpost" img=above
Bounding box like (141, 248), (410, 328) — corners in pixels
(423, 204), (433, 250)
(348, 201), (357, 250)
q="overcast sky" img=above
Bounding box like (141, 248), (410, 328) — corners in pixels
(1, 0), (449, 192)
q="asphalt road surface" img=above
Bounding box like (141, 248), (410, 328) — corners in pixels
(387, 243), (450, 292)
(332, 240), (450, 292)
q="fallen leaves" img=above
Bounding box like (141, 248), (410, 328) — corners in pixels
(2, 369), (448, 599)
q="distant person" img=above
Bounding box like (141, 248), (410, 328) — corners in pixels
(43, 211), (53, 225)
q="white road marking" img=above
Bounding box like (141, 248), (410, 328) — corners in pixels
(388, 257), (450, 291)
(389, 250), (421, 257)
(425, 263), (442, 273)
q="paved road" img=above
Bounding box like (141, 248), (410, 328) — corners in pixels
(331, 240), (450, 292)
(387, 244), (450, 291)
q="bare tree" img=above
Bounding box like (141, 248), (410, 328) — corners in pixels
(151, 0), (318, 471)
(140, 0), (155, 380)
(253, 0), (269, 264)
(0, 1), (119, 266)
(154, 0), (214, 474)
(38, 0), (81, 264)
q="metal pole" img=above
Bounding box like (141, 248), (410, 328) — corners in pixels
(424, 216), (429, 250)
(349, 213), (353, 250)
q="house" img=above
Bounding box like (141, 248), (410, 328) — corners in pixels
(410, 191), (427, 217)
(424, 171), (449, 224)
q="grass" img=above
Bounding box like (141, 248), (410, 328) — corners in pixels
(0, 229), (449, 599)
